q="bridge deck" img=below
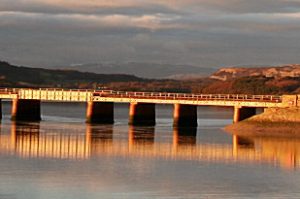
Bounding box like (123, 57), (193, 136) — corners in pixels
(0, 88), (292, 108)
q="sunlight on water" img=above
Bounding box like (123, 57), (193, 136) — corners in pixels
(0, 103), (300, 199)
(0, 122), (299, 169)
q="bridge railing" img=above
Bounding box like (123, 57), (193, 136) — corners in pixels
(0, 88), (19, 94)
(93, 90), (282, 103)
(0, 88), (282, 103)
(0, 88), (94, 93)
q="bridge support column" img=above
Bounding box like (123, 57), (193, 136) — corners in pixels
(233, 106), (256, 123)
(173, 104), (197, 127)
(11, 99), (41, 121)
(129, 103), (155, 126)
(86, 101), (114, 124)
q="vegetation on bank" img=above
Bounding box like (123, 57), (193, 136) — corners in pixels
(0, 61), (299, 94)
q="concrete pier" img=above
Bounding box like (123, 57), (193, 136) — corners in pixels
(86, 101), (114, 124)
(173, 104), (197, 127)
(129, 103), (155, 126)
(233, 106), (256, 123)
(11, 99), (41, 121)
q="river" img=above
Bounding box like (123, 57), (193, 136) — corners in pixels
(0, 102), (299, 199)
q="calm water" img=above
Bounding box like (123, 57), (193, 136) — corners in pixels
(0, 102), (299, 199)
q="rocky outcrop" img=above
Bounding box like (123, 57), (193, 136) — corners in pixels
(225, 107), (300, 136)
(210, 64), (300, 81)
(247, 108), (300, 123)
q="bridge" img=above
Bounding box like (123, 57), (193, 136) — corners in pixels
(0, 88), (299, 126)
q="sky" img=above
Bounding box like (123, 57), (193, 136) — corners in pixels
(1, 0), (300, 68)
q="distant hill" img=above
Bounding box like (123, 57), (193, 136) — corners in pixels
(53, 62), (214, 79)
(210, 64), (300, 81)
(205, 64), (300, 94)
(1, 60), (299, 94)
(0, 61), (145, 88)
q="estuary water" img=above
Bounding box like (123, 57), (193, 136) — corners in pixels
(0, 102), (300, 199)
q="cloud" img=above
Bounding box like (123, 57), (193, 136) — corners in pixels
(2, 10), (300, 35)
(1, 0), (300, 68)
(0, 11), (183, 33)
(156, 0), (300, 14)
(0, 0), (180, 16)
(1, 0), (300, 34)
(3, 0), (299, 15)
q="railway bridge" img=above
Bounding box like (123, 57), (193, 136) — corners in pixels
(0, 88), (298, 126)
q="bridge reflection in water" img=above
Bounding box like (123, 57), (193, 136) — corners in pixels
(0, 123), (299, 170)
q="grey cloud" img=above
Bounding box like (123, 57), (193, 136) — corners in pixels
(0, 0), (181, 16)
(1, 0), (300, 68)
(168, 0), (300, 14)
(209, 0), (300, 14)
(2, 0), (299, 17)
(2, 10), (299, 36)
(0, 11), (183, 36)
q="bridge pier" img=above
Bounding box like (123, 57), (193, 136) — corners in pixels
(129, 103), (155, 126)
(173, 104), (198, 127)
(86, 101), (114, 124)
(233, 106), (256, 123)
(11, 99), (41, 121)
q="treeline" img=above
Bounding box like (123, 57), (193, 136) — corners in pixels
(104, 76), (300, 94)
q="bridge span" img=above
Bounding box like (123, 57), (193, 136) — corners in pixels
(0, 88), (298, 126)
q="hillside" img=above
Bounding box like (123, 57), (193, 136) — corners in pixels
(53, 62), (214, 79)
(205, 64), (300, 94)
(0, 61), (299, 94)
(0, 61), (145, 88)
(210, 64), (300, 81)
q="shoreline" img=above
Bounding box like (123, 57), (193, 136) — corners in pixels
(225, 107), (300, 137)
